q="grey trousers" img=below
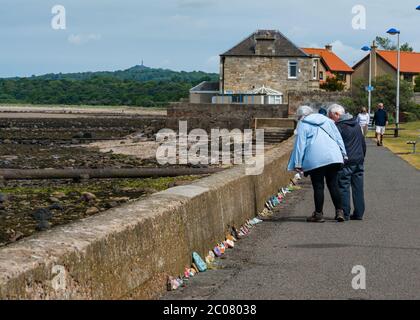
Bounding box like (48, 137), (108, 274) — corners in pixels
(338, 164), (366, 219)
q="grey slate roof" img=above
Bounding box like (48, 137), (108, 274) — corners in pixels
(221, 30), (309, 58)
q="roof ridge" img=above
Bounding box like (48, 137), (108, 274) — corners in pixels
(220, 30), (308, 57)
(220, 30), (256, 57)
(378, 49), (420, 54)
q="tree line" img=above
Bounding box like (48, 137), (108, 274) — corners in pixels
(0, 66), (219, 107)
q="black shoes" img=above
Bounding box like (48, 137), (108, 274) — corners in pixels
(350, 215), (363, 221)
(307, 210), (349, 223)
(335, 209), (345, 222)
(307, 212), (325, 223)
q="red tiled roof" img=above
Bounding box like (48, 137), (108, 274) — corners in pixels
(377, 50), (420, 73)
(301, 48), (353, 73)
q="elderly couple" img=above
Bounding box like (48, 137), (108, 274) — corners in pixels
(288, 104), (366, 223)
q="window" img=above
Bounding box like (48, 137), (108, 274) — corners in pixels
(319, 71), (324, 80)
(273, 95), (283, 104)
(232, 95), (244, 103)
(312, 60), (318, 80)
(288, 61), (298, 79)
(265, 95), (283, 105)
(335, 72), (346, 82)
(404, 74), (414, 82)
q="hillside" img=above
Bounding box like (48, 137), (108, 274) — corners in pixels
(0, 66), (219, 107)
(24, 65), (219, 83)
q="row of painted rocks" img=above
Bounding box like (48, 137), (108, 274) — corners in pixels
(260, 173), (302, 217)
(166, 173), (304, 291)
(167, 217), (263, 291)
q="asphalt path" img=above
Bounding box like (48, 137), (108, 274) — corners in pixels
(162, 139), (420, 300)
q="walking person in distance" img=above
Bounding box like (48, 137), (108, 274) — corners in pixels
(357, 107), (370, 137)
(372, 103), (388, 146)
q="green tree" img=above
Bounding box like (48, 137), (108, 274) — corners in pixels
(375, 36), (413, 52)
(0, 76), (198, 107)
(351, 75), (415, 115)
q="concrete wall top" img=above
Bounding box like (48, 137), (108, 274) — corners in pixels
(0, 138), (295, 300)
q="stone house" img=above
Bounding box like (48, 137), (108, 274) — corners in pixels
(352, 42), (420, 87)
(301, 45), (354, 90)
(218, 30), (319, 103)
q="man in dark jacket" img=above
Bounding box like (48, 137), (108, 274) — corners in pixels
(328, 104), (366, 221)
(372, 103), (388, 146)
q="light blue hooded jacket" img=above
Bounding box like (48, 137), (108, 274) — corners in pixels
(287, 114), (347, 172)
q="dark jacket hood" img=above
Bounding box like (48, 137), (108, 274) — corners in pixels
(338, 113), (357, 127)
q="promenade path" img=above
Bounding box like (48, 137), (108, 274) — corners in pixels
(163, 139), (420, 300)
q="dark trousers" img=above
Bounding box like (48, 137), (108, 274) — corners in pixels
(307, 164), (343, 214)
(338, 164), (365, 219)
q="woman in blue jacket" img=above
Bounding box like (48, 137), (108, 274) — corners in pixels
(288, 106), (348, 222)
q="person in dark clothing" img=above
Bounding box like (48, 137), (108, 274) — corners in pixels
(319, 107), (328, 116)
(372, 103), (388, 146)
(328, 104), (367, 221)
(306, 163), (344, 217)
(288, 105), (348, 223)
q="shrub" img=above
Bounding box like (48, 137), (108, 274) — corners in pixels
(320, 77), (345, 92)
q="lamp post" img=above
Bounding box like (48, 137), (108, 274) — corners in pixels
(386, 28), (401, 138)
(361, 45), (373, 115)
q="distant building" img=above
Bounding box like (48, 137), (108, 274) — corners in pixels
(301, 45), (354, 90)
(190, 30), (355, 104)
(352, 42), (420, 87)
(189, 81), (219, 103)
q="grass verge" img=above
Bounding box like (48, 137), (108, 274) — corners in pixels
(368, 121), (420, 169)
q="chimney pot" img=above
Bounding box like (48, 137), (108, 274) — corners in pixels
(325, 44), (333, 52)
(371, 40), (377, 50)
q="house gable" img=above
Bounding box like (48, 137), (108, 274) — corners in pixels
(221, 30), (309, 58)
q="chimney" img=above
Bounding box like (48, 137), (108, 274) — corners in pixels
(371, 40), (378, 78)
(371, 40), (378, 52)
(255, 31), (276, 56)
(325, 44), (333, 52)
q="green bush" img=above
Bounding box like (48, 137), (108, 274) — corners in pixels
(404, 112), (419, 122)
(388, 113), (395, 125)
(320, 77), (345, 92)
(405, 104), (420, 120)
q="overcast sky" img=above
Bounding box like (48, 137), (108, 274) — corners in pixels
(0, 0), (419, 77)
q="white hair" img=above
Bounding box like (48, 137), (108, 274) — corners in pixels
(296, 105), (314, 119)
(327, 104), (346, 115)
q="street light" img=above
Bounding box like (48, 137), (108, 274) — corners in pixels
(386, 28), (401, 138)
(361, 45), (373, 115)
